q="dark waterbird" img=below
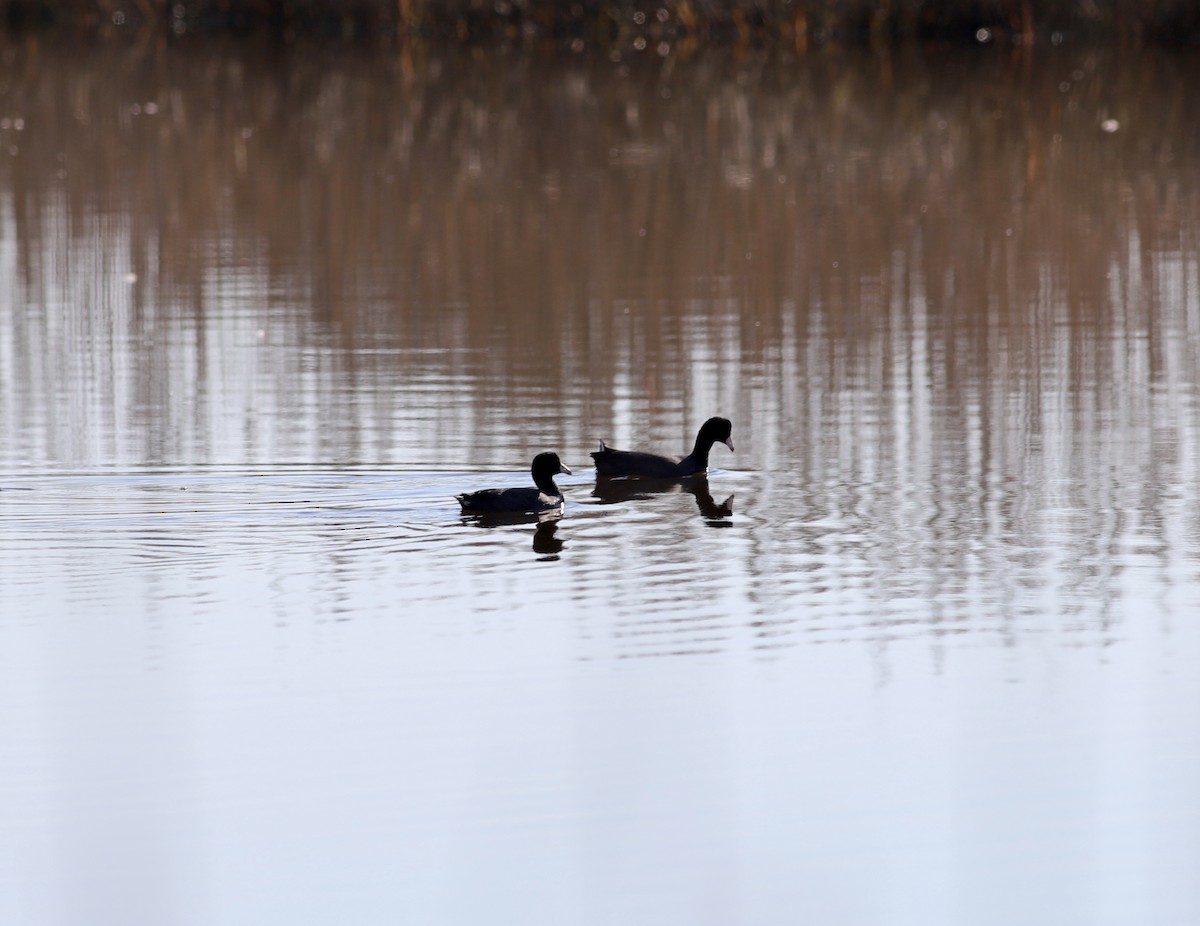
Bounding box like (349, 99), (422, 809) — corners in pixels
(591, 417), (734, 478)
(457, 452), (572, 514)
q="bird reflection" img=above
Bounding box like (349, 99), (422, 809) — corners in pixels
(531, 520), (564, 557)
(461, 509), (566, 559)
(592, 475), (734, 522)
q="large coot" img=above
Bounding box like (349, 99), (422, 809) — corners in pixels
(591, 417), (733, 478)
(457, 452), (572, 514)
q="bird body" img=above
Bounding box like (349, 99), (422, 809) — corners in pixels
(457, 486), (563, 514)
(457, 452), (572, 514)
(591, 417), (734, 479)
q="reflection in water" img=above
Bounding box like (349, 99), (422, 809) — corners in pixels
(532, 520), (564, 558)
(0, 37), (1199, 926)
(460, 508), (563, 529)
(593, 475), (734, 522)
(0, 37), (1196, 638)
(462, 507), (566, 559)
(0, 39), (1196, 479)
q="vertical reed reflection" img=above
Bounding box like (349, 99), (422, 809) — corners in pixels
(0, 37), (1197, 632)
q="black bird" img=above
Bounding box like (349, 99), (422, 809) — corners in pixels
(591, 417), (734, 478)
(457, 452), (572, 514)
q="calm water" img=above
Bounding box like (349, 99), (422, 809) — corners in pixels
(1, 36), (1199, 925)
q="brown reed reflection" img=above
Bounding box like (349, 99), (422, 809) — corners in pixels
(0, 45), (1188, 335)
(3, 40), (1195, 430)
(1, 36), (1198, 646)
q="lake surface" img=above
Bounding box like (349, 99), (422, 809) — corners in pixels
(1, 35), (1199, 925)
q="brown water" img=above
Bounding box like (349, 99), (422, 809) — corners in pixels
(1, 36), (1199, 925)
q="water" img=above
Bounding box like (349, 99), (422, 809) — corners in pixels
(1, 36), (1199, 925)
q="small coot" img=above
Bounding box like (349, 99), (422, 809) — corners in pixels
(591, 417), (734, 478)
(457, 451), (572, 514)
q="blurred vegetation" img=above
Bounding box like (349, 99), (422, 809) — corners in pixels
(1, 33), (1195, 470)
(0, 0), (1198, 45)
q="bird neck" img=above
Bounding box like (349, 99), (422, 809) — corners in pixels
(533, 475), (562, 497)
